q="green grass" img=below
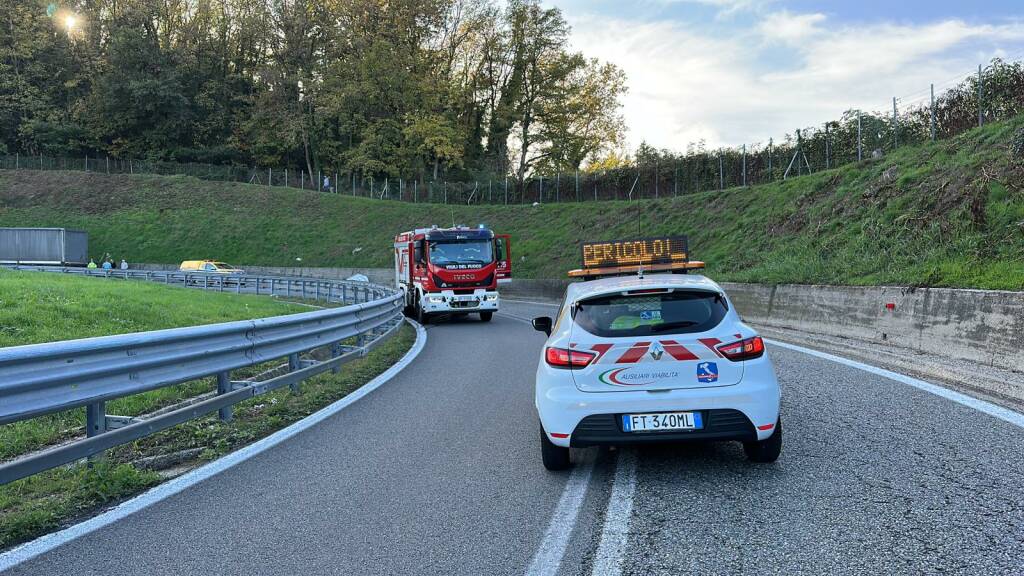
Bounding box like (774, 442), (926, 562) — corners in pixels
(0, 269), (311, 460)
(0, 268), (310, 347)
(0, 324), (414, 550)
(2, 116), (1023, 289)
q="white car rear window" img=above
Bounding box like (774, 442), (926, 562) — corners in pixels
(572, 290), (728, 337)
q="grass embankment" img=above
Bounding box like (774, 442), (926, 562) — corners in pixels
(0, 270), (415, 550)
(1, 116), (1023, 289)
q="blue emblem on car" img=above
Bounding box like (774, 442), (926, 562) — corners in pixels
(696, 361), (718, 383)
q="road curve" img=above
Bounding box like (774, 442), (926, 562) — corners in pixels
(4, 301), (1023, 575)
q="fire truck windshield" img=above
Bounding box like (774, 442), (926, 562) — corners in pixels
(429, 240), (494, 267)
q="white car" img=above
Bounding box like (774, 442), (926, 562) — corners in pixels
(532, 272), (781, 470)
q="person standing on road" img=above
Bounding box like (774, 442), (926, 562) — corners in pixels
(120, 259), (128, 270)
(102, 259), (112, 270)
(87, 258), (97, 269)
(323, 175), (331, 192)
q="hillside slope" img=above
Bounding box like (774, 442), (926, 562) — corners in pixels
(1, 116), (1022, 289)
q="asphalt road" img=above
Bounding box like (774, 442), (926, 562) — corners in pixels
(5, 300), (1023, 575)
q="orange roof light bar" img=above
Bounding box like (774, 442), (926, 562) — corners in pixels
(567, 260), (706, 278)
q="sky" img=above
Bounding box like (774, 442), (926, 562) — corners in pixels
(550, 0), (1024, 152)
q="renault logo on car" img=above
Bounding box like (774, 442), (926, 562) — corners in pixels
(649, 343), (664, 361)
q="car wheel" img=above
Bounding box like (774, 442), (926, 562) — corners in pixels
(479, 311), (493, 322)
(540, 423), (571, 471)
(743, 418), (782, 463)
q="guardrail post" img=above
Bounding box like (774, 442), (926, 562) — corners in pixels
(331, 342), (343, 374)
(315, 281), (320, 301)
(286, 280), (291, 298)
(86, 401), (107, 437)
(288, 353), (301, 392)
(271, 278), (276, 297)
(342, 284), (348, 304)
(204, 275), (209, 290)
(217, 371), (233, 422)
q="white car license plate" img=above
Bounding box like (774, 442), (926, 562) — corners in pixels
(622, 411), (703, 432)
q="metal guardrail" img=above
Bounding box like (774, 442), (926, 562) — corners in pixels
(0, 265), (405, 484)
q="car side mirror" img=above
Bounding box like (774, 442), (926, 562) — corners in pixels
(532, 316), (553, 336)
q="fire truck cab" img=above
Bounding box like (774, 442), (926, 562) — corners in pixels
(394, 225), (512, 324)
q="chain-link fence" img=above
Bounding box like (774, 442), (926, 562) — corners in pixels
(3, 58), (1022, 205)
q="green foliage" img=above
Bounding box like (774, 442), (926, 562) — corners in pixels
(0, 0), (627, 181)
(1012, 128), (1024, 162)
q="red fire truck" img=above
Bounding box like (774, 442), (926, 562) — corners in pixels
(394, 225), (512, 324)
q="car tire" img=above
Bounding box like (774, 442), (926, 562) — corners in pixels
(479, 311), (493, 322)
(743, 418), (782, 463)
(416, 299), (429, 325)
(540, 423), (571, 471)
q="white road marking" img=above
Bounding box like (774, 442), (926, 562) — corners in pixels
(591, 450), (638, 576)
(766, 339), (1024, 429)
(525, 458), (595, 576)
(0, 320), (428, 572)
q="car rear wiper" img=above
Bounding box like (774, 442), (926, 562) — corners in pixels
(649, 320), (698, 332)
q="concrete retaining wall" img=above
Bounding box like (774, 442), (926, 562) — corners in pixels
(721, 283), (1024, 373)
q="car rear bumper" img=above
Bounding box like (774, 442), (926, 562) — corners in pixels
(569, 409), (756, 447)
(536, 377), (780, 448)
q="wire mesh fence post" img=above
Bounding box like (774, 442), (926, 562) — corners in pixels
(930, 84), (937, 141)
(539, 175), (543, 204)
(741, 145), (747, 186)
(444, 181), (447, 204)
(718, 153), (724, 190)
(268, 167), (272, 186)
(575, 169), (579, 201)
(768, 138), (773, 178)
(825, 124), (830, 170)
(504, 177), (508, 205)
(892, 97), (899, 149)
(978, 63), (984, 127)
(857, 114), (863, 161)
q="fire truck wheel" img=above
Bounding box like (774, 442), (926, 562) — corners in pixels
(539, 423), (571, 471)
(416, 301), (430, 325)
(479, 311), (493, 322)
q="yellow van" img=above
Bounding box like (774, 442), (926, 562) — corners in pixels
(179, 260), (244, 274)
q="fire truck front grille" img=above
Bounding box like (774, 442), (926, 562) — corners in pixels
(432, 273), (494, 289)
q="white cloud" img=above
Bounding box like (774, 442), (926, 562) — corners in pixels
(758, 11), (826, 43)
(566, 10), (1024, 152)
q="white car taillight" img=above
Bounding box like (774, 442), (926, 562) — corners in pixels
(716, 336), (765, 361)
(545, 347), (597, 369)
